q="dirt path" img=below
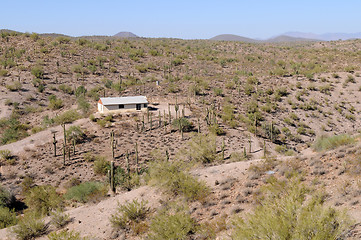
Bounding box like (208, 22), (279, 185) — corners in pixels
(0, 118), (91, 155)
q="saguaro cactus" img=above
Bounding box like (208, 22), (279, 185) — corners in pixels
(165, 149), (169, 161)
(249, 135), (252, 153)
(175, 98), (179, 120)
(110, 131), (115, 159)
(126, 150), (130, 175)
(53, 133), (57, 157)
(110, 161), (115, 193)
(62, 123), (66, 146)
(63, 144), (66, 166)
(221, 138), (225, 160)
(135, 143), (139, 174)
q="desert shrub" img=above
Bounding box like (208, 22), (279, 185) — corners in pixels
(0, 149), (15, 165)
(0, 116), (29, 144)
(48, 95), (63, 110)
(148, 204), (195, 240)
(58, 84), (74, 95)
(208, 123), (225, 136)
(47, 230), (87, 240)
(0, 207), (17, 229)
(24, 185), (63, 217)
(275, 145), (295, 156)
(50, 210), (70, 228)
(53, 110), (81, 124)
(64, 181), (107, 203)
(77, 96), (91, 115)
(110, 199), (149, 232)
(6, 81), (22, 91)
(213, 87), (223, 96)
(11, 212), (47, 240)
(222, 104), (238, 128)
(313, 134), (355, 152)
(147, 160), (209, 201)
(93, 156), (110, 175)
(75, 85), (87, 97)
(65, 126), (85, 144)
(0, 186), (15, 208)
(232, 177), (352, 239)
(172, 117), (193, 132)
(56, 36), (71, 44)
(186, 133), (217, 164)
(31, 65), (44, 78)
(0, 69), (8, 76)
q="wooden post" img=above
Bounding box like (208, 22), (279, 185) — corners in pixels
(158, 111), (161, 128)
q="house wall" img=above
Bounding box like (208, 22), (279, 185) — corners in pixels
(98, 103), (147, 113)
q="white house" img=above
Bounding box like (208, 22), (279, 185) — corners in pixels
(97, 96), (148, 113)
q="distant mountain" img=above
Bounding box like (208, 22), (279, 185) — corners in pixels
(210, 34), (318, 43)
(114, 32), (138, 38)
(284, 31), (361, 41)
(210, 34), (259, 43)
(40, 33), (71, 38)
(266, 35), (319, 43)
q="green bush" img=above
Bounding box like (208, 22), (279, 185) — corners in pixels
(147, 161), (209, 201)
(65, 126), (85, 144)
(0, 186), (15, 208)
(6, 81), (22, 91)
(110, 199), (149, 230)
(24, 185), (63, 217)
(148, 204), (195, 240)
(313, 134), (355, 152)
(11, 212), (47, 240)
(208, 123), (225, 136)
(232, 177), (352, 240)
(50, 210), (70, 228)
(0, 207), (17, 229)
(65, 181), (107, 203)
(48, 95), (63, 110)
(186, 134), (217, 164)
(77, 96), (91, 115)
(0, 149), (15, 165)
(172, 117), (193, 132)
(93, 156), (110, 175)
(59, 84), (74, 95)
(31, 66), (44, 78)
(53, 110), (81, 125)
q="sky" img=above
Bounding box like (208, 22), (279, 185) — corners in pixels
(1, 0), (360, 39)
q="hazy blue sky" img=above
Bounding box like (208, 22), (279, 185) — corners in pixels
(1, 0), (360, 39)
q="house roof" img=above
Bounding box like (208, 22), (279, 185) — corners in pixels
(99, 96), (148, 105)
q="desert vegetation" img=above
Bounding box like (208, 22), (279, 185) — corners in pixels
(0, 31), (361, 238)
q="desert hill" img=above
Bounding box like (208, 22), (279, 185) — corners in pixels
(210, 34), (259, 43)
(0, 31), (361, 239)
(114, 31), (138, 38)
